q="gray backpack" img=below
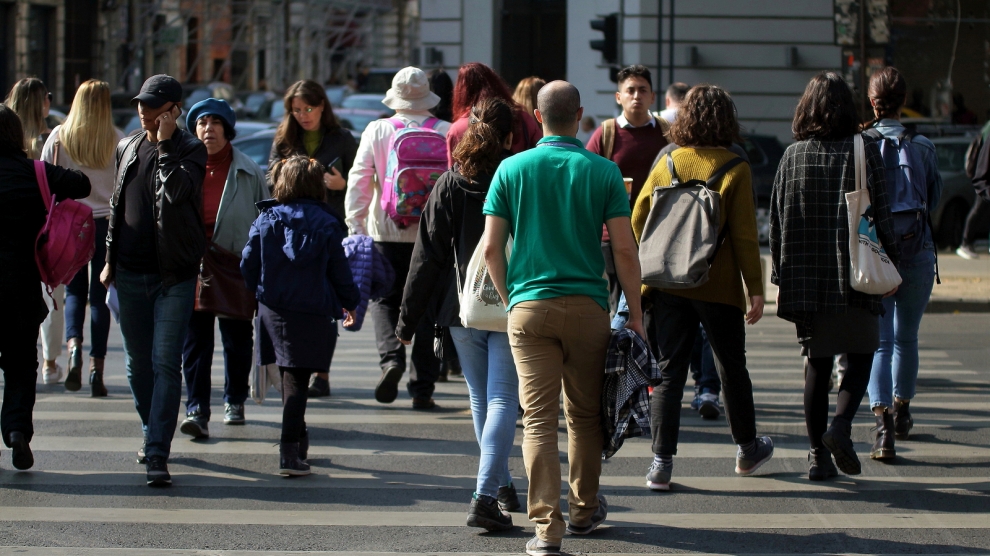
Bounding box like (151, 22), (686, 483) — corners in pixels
(639, 154), (744, 289)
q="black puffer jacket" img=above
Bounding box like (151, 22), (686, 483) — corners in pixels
(396, 167), (492, 341)
(106, 129), (208, 287)
(0, 147), (91, 324)
(268, 127), (358, 220)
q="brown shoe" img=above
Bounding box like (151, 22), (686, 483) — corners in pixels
(412, 397), (437, 410)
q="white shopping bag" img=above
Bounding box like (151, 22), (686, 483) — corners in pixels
(457, 233), (512, 332)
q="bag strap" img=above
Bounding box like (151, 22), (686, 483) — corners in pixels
(53, 140), (60, 166)
(854, 133), (866, 193)
(387, 118), (405, 131)
(602, 118), (616, 161)
(34, 160), (53, 212)
(423, 117), (440, 130)
(704, 157), (745, 189)
(655, 115), (671, 134)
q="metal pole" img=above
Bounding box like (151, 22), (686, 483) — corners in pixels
(668, 0), (674, 87)
(859, 0), (867, 118)
(657, 0), (663, 108)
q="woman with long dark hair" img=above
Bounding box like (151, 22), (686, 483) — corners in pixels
(445, 63), (541, 166)
(863, 67), (942, 460)
(770, 71), (900, 480)
(398, 97), (519, 531)
(269, 80), (358, 398)
(0, 103), (90, 470)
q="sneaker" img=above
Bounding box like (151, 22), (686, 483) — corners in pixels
(956, 244), (980, 260)
(525, 535), (561, 556)
(466, 493), (513, 531)
(698, 390), (721, 420)
(179, 410), (209, 439)
(136, 443), (147, 464)
(374, 366), (403, 404)
(646, 459), (672, 491)
(146, 456), (171, 487)
(307, 375), (331, 398)
(497, 483), (521, 512)
(735, 436), (774, 476)
(223, 403), (245, 425)
(566, 495), (607, 535)
(42, 363), (64, 385)
(689, 391), (702, 411)
(821, 417), (861, 476)
(9, 431), (34, 470)
(808, 447), (838, 481)
(278, 442), (311, 476)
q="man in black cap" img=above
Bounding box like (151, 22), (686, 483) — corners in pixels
(100, 74), (208, 487)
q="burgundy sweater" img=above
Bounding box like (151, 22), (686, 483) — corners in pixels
(586, 118), (669, 206)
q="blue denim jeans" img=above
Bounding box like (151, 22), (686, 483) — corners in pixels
(449, 326), (518, 498)
(115, 268), (196, 459)
(64, 218), (111, 358)
(691, 324), (720, 395)
(868, 250), (936, 408)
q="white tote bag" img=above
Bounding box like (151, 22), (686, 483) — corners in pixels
(846, 133), (902, 295)
(456, 234), (512, 332)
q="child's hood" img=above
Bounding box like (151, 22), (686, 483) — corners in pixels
(258, 199), (335, 265)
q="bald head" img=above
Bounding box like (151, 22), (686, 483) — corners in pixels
(535, 80), (582, 136)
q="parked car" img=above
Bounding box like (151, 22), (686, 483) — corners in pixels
(232, 128), (275, 174)
(46, 108), (66, 130)
(342, 94), (394, 116)
(930, 136), (978, 249)
(185, 82), (245, 115)
(233, 120), (276, 137)
(241, 91), (277, 119)
(325, 85), (353, 107)
(740, 133), (786, 244)
(335, 107), (389, 140)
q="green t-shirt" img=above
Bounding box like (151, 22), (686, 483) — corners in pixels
(483, 135), (630, 311)
(303, 129), (323, 156)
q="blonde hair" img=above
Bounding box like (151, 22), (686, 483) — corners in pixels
(60, 80), (117, 169)
(5, 78), (48, 159)
(512, 76), (545, 116)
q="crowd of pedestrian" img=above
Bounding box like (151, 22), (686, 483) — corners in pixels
(0, 59), (952, 556)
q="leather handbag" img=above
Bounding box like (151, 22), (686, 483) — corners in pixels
(195, 242), (257, 320)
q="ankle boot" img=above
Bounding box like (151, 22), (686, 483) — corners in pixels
(808, 447), (838, 481)
(893, 398), (913, 440)
(298, 429), (309, 462)
(64, 339), (83, 392)
(89, 357), (108, 398)
(278, 442), (310, 476)
(870, 408), (895, 461)
(821, 416), (861, 476)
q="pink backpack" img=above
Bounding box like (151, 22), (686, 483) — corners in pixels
(380, 117), (448, 227)
(34, 160), (95, 307)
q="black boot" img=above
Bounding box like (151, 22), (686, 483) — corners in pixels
(64, 341), (83, 392)
(808, 448), (838, 481)
(870, 409), (896, 461)
(893, 399), (913, 440)
(9, 431), (34, 470)
(89, 357), (108, 398)
(299, 429), (309, 462)
(278, 442), (310, 476)
(821, 416), (861, 476)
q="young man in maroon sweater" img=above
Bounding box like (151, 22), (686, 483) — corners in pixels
(586, 65), (669, 312)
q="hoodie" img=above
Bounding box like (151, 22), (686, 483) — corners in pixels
(397, 166), (493, 340)
(241, 198), (360, 318)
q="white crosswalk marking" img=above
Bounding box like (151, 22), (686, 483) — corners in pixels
(6, 312), (989, 553)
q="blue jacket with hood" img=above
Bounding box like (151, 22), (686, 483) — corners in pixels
(241, 198), (359, 318)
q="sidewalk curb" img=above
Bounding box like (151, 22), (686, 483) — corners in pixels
(926, 299), (990, 313)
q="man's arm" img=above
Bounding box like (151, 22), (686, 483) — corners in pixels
(605, 216), (645, 338)
(483, 215), (512, 307)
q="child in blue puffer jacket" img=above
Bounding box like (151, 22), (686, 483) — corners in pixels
(241, 155), (359, 476)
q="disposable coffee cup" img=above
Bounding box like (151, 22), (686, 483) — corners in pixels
(622, 178), (633, 194)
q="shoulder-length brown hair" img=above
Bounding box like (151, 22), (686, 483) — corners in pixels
(270, 155), (327, 204)
(512, 76), (545, 117)
(273, 80), (340, 158)
(667, 84), (740, 148)
(5, 78), (49, 158)
(792, 71), (860, 141)
(452, 97), (513, 180)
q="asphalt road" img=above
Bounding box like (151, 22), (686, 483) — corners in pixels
(1, 309), (987, 555)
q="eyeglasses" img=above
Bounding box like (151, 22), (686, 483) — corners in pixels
(291, 106), (318, 116)
(46, 92), (52, 102)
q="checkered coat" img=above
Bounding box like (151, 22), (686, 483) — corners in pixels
(769, 134), (900, 341)
(602, 328), (660, 459)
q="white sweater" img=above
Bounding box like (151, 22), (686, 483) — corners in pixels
(344, 110), (451, 243)
(41, 126), (125, 219)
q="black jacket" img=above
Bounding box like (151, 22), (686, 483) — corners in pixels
(397, 167), (491, 340)
(268, 127), (358, 220)
(0, 147), (91, 324)
(972, 132), (990, 201)
(107, 129), (208, 287)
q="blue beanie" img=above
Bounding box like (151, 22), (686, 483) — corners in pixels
(186, 98), (236, 131)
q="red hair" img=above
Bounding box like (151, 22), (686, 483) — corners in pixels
(451, 63), (515, 120)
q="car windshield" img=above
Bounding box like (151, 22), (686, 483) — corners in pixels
(935, 142), (968, 173)
(270, 102), (284, 121)
(342, 97), (385, 111)
(245, 93), (269, 113)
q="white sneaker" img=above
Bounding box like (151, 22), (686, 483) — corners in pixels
(43, 363), (64, 385)
(956, 245), (980, 260)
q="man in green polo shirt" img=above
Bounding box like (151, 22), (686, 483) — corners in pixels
(482, 81), (644, 556)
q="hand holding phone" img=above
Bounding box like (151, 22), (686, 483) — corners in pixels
(324, 157), (346, 191)
(156, 103), (180, 143)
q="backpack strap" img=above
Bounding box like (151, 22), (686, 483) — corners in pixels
(34, 160), (53, 212)
(863, 127), (884, 141)
(422, 117), (441, 130)
(601, 118), (616, 161)
(704, 157), (745, 189)
(387, 118), (406, 131)
(655, 115), (671, 134)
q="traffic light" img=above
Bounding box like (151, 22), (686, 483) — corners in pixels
(590, 13), (619, 65)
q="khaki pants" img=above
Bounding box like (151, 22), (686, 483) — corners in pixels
(508, 295), (611, 543)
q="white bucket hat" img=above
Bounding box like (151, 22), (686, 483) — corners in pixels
(382, 67), (441, 111)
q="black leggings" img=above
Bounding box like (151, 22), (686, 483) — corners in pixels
(280, 367), (315, 443)
(804, 353), (873, 449)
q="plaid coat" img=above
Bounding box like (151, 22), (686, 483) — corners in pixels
(769, 135), (900, 340)
(602, 328), (660, 459)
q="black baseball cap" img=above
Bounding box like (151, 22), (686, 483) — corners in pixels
(131, 74), (182, 108)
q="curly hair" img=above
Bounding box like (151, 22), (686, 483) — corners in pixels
(868, 66), (907, 123)
(270, 155), (326, 204)
(452, 97), (513, 181)
(792, 71), (860, 141)
(667, 85), (740, 148)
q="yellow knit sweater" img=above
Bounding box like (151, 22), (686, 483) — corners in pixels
(631, 147), (764, 313)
